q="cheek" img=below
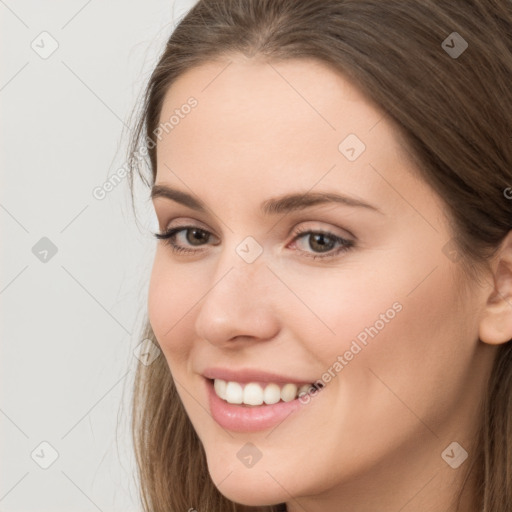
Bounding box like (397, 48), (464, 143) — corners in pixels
(283, 249), (471, 413)
(322, 259), (473, 435)
(274, 260), (406, 366)
(147, 252), (201, 362)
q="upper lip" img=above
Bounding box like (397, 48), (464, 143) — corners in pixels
(202, 367), (315, 386)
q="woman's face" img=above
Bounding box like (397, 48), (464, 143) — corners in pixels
(148, 56), (493, 508)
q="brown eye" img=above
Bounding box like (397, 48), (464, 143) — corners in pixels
(186, 228), (210, 246)
(153, 225), (217, 254)
(290, 228), (355, 260)
(307, 233), (336, 253)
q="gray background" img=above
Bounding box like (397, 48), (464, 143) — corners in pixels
(1, 1), (198, 510)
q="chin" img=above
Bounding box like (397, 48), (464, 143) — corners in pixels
(206, 458), (290, 506)
(215, 481), (286, 508)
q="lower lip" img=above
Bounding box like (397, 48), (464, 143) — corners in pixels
(206, 379), (311, 433)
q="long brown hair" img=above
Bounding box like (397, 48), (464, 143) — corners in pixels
(127, 1), (512, 510)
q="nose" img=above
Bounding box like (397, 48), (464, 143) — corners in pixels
(194, 255), (281, 347)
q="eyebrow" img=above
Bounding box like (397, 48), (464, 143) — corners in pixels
(151, 184), (382, 215)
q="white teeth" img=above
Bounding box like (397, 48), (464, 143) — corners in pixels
(263, 383), (281, 405)
(213, 379), (317, 405)
(214, 378), (227, 400)
(225, 381), (243, 404)
(243, 383), (264, 405)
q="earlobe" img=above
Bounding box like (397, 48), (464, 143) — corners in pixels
(479, 231), (512, 346)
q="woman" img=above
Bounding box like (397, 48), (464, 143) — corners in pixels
(127, 1), (512, 510)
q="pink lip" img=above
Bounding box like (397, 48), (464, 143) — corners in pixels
(201, 367), (314, 386)
(205, 377), (309, 432)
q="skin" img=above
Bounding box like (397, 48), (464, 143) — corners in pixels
(148, 55), (512, 511)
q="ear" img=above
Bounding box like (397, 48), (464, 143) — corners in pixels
(479, 230), (512, 345)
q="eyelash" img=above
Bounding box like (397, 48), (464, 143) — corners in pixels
(153, 225), (354, 260)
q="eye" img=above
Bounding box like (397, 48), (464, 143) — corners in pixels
(154, 225), (217, 254)
(288, 227), (354, 260)
(153, 224), (355, 260)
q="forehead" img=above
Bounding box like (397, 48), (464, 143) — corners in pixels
(154, 56), (431, 218)
(157, 56), (383, 151)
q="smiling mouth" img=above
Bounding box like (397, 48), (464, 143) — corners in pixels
(210, 378), (324, 406)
